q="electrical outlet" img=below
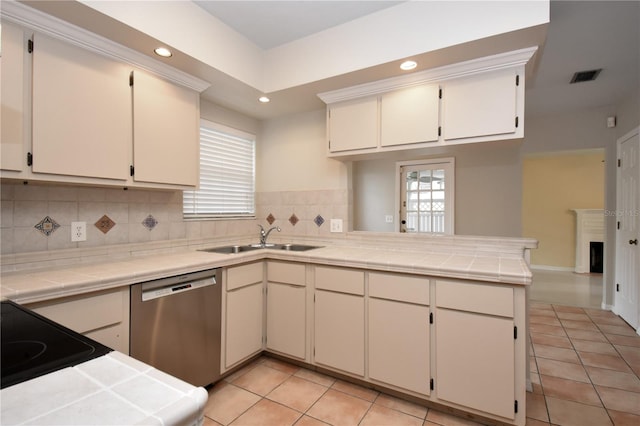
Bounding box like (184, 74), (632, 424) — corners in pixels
(71, 221), (86, 242)
(385, 215), (394, 223)
(330, 219), (343, 233)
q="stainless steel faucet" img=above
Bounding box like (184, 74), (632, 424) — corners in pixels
(258, 224), (280, 246)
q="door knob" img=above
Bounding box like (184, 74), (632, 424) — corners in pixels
(630, 239), (638, 245)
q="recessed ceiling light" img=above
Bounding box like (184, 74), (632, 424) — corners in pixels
(258, 96), (270, 103)
(154, 47), (172, 58)
(400, 60), (417, 71)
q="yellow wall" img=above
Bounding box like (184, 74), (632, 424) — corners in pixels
(522, 150), (605, 268)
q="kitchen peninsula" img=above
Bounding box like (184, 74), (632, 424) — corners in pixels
(1, 233), (536, 426)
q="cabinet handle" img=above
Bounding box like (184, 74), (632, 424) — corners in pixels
(630, 239), (638, 245)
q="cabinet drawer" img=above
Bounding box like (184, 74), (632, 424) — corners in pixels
(315, 266), (364, 295)
(436, 280), (513, 318)
(227, 261), (263, 291)
(28, 289), (126, 334)
(268, 261), (306, 286)
(369, 272), (429, 305)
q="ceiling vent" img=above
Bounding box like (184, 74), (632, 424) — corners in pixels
(570, 69), (602, 84)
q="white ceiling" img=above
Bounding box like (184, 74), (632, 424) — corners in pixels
(526, 1), (639, 118)
(192, 0), (638, 119)
(16, 1), (639, 121)
(193, 1), (404, 50)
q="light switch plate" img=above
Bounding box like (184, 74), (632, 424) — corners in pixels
(330, 219), (343, 233)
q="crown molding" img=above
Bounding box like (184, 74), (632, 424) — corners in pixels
(1, 0), (210, 92)
(318, 46), (537, 104)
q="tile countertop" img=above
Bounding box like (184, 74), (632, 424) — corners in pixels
(0, 236), (535, 304)
(0, 351), (208, 426)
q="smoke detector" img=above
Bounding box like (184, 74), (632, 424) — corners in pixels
(570, 69), (602, 84)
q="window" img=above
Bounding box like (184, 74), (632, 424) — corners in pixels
(183, 119), (255, 218)
(396, 158), (455, 234)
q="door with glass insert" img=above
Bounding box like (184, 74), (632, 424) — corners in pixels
(400, 163), (452, 234)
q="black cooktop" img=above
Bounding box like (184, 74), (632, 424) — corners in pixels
(1, 300), (112, 389)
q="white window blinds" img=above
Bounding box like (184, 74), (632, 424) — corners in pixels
(183, 120), (255, 218)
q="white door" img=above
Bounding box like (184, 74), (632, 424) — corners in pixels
(615, 128), (640, 330)
(399, 159), (454, 234)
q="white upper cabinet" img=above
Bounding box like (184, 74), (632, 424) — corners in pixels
(0, 21), (27, 172)
(442, 68), (519, 141)
(380, 84), (439, 147)
(319, 48), (535, 158)
(32, 33), (131, 181)
(131, 70), (199, 187)
(328, 96), (378, 153)
(0, 11), (207, 189)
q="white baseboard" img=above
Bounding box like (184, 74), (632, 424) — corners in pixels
(530, 265), (574, 272)
(601, 303), (613, 311)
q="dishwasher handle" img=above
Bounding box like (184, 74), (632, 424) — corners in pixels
(141, 276), (217, 302)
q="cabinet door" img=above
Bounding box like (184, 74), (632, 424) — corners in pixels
(225, 283), (263, 368)
(369, 298), (430, 395)
(435, 308), (515, 419)
(328, 97), (378, 152)
(32, 33), (130, 180)
(380, 84), (439, 147)
(442, 69), (518, 141)
(266, 282), (306, 359)
(132, 70), (199, 187)
(1, 22), (26, 172)
(314, 290), (364, 376)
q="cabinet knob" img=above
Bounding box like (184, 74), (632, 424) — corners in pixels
(630, 239), (638, 245)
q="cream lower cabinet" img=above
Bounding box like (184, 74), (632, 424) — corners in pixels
(266, 261), (306, 360)
(434, 279), (521, 423)
(313, 266), (365, 376)
(224, 261), (264, 370)
(368, 272), (430, 396)
(26, 287), (130, 354)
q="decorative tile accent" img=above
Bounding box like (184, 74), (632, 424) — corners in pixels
(314, 215), (325, 227)
(95, 215), (116, 234)
(289, 214), (299, 226)
(34, 216), (60, 236)
(266, 213), (276, 225)
(142, 214), (158, 231)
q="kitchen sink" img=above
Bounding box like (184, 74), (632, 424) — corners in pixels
(199, 245), (262, 254)
(199, 243), (321, 254)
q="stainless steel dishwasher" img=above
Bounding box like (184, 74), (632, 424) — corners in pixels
(130, 268), (221, 387)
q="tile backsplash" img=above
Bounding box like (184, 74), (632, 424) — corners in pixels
(0, 182), (349, 256)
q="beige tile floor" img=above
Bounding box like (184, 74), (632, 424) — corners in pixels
(203, 303), (640, 426)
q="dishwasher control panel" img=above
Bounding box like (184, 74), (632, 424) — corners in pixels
(141, 274), (217, 302)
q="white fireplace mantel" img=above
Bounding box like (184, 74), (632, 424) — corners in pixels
(571, 209), (604, 273)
